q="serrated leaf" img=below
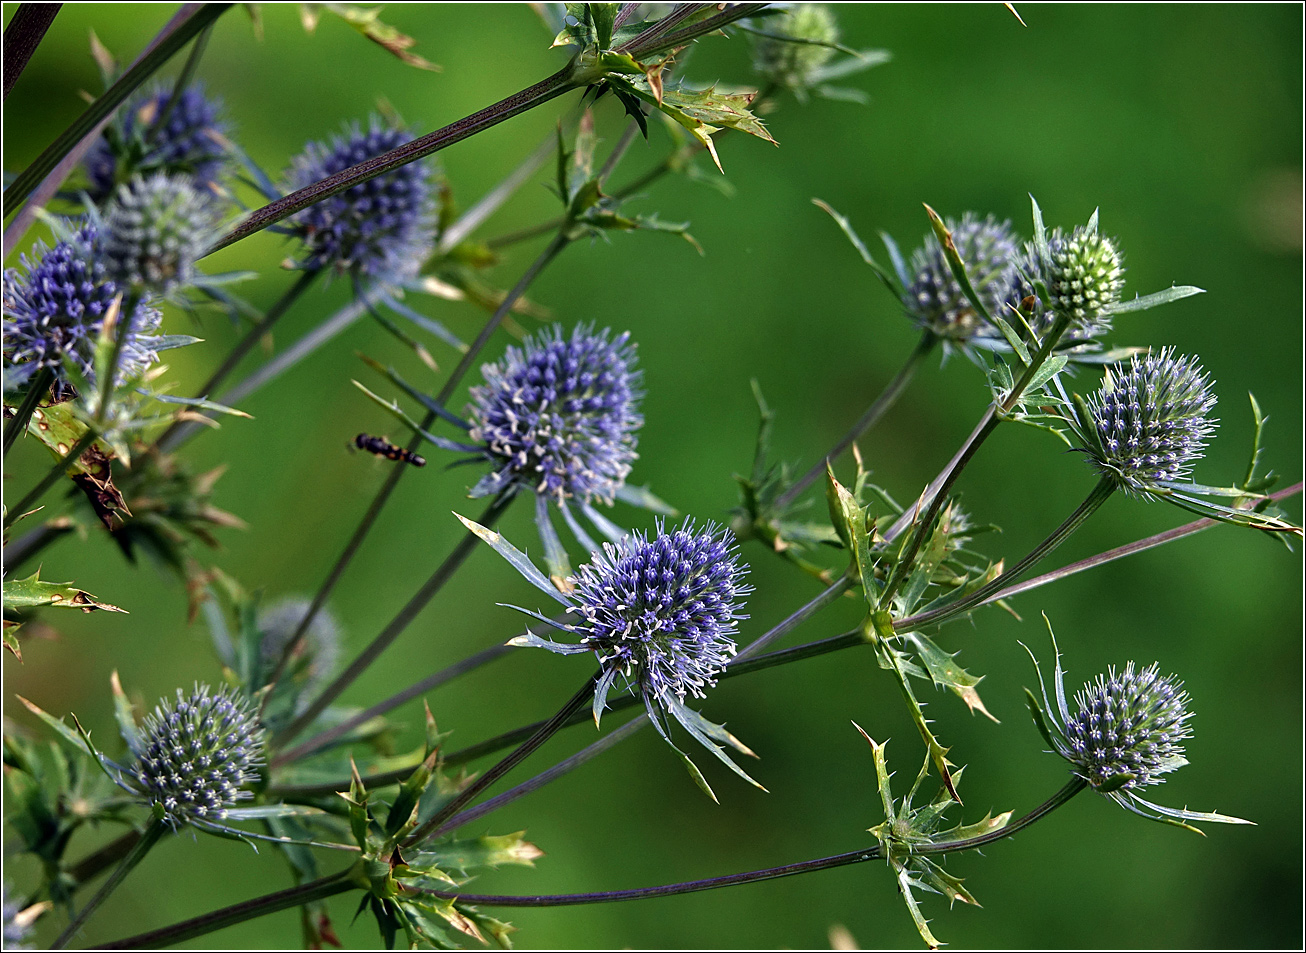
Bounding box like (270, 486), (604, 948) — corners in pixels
(904, 633), (997, 722)
(412, 832), (544, 876)
(1103, 285), (1204, 314)
(3, 571), (126, 614)
(455, 513), (574, 605)
(318, 3), (441, 70)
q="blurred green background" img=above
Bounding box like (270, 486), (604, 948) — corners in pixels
(3, 4), (1302, 949)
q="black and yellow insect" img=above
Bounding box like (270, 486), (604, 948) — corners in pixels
(353, 433), (426, 467)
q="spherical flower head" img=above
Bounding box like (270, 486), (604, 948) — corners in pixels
(751, 4), (839, 91)
(283, 120), (436, 281)
(100, 173), (223, 293)
(132, 684), (264, 828)
(258, 596), (341, 696)
(1013, 224), (1125, 345)
(468, 325), (642, 504)
(905, 213), (1020, 342)
(84, 84), (230, 202)
(3, 224), (163, 397)
(1082, 348), (1216, 493)
(1063, 663), (1192, 791)
(572, 520), (750, 708)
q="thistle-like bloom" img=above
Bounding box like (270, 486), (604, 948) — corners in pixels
(1077, 348), (1216, 494)
(751, 4), (839, 92)
(1011, 222), (1125, 346)
(131, 684), (263, 828)
(3, 224), (162, 396)
(1025, 628), (1249, 831)
(1063, 663), (1192, 791)
(572, 520), (750, 711)
(468, 325), (643, 504)
(480, 515), (761, 795)
(84, 84), (231, 202)
(99, 173), (224, 293)
(905, 213), (1020, 343)
(282, 120), (436, 281)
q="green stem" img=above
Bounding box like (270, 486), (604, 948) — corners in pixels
(423, 778), (1088, 908)
(878, 312), (1076, 608)
(3, 3), (62, 100)
(3, 3), (231, 216)
(154, 269), (320, 453)
(65, 828), (142, 894)
(900, 476), (1116, 632)
(51, 818), (166, 949)
(2, 428), (98, 531)
(2, 366), (54, 456)
(0, 516), (77, 574)
(775, 331), (936, 512)
(403, 676), (598, 846)
(96, 870), (353, 950)
(270, 492), (515, 749)
(260, 231), (573, 724)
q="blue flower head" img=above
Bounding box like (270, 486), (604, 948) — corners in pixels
(283, 119), (436, 281)
(1025, 622), (1250, 832)
(468, 325), (643, 505)
(131, 683), (264, 828)
(488, 515), (762, 798)
(1077, 348), (1216, 495)
(573, 519), (750, 710)
(3, 223), (162, 396)
(905, 212), (1020, 343)
(84, 84), (231, 202)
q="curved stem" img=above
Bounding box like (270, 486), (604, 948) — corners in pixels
(204, 66), (580, 257)
(404, 676), (598, 846)
(878, 312), (1076, 607)
(2, 366), (53, 456)
(3, 3), (62, 100)
(426, 778), (1088, 908)
(271, 492), (515, 749)
(260, 231), (573, 718)
(899, 475), (1116, 632)
(3, 3), (231, 217)
(96, 870), (353, 950)
(51, 818), (165, 949)
(154, 269), (320, 453)
(775, 332), (935, 512)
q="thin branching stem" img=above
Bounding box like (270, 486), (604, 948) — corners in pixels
(51, 818), (165, 949)
(271, 492), (515, 749)
(404, 676), (598, 845)
(422, 778), (1088, 908)
(261, 231), (573, 717)
(2, 429), (98, 531)
(775, 332), (936, 511)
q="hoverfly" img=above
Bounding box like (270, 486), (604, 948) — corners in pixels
(352, 433), (426, 467)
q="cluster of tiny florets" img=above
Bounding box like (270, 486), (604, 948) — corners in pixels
(84, 85), (230, 202)
(1084, 348), (1216, 493)
(3, 224), (162, 396)
(469, 325), (642, 503)
(1014, 225), (1125, 344)
(572, 520), (750, 707)
(258, 596), (341, 696)
(1063, 663), (1192, 790)
(283, 120), (436, 281)
(751, 4), (839, 90)
(906, 213), (1021, 341)
(99, 173), (223, 293)
(132, 684), (264, 828)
